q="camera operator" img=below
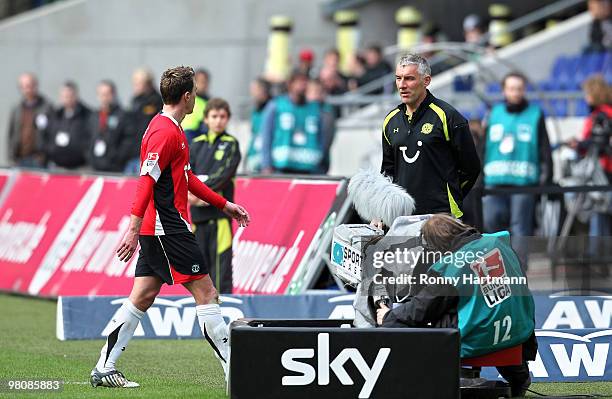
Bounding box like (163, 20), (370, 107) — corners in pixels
(376, 214), (537, 398)
(570, 75), (612, 255)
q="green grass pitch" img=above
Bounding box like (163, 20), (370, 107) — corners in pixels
(0, 294), (610, 398)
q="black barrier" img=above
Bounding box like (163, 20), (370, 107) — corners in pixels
(230, 319), (460, 399)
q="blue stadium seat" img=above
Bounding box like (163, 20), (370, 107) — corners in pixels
(575, 99), (590, 117)
(486, 82), (501, 94)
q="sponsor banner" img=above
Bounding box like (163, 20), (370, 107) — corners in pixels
(60, 294), (612, 382)
(232, 178), (343, 294)
(481, 328), (612, 382)
(533, 294), (612, 330)
(0, 172), (94, 294)
(57, 293), (355, 340)
(0, 172), (343, 296)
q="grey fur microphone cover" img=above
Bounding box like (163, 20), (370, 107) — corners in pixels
(347, 169), (415, 227)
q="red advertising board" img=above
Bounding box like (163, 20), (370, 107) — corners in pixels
(232, 178), (341, 294)
(0, 171), (342, 296)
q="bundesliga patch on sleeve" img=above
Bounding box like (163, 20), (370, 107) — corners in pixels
(140, 152), (161, 180)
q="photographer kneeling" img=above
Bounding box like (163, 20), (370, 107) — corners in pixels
(376, 214), (537, 397)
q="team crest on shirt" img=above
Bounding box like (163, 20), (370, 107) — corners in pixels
(421, 123), (433, 134)
(192, 264), (200, 273)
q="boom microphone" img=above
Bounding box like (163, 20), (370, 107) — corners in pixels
(348, 169), (415, 228)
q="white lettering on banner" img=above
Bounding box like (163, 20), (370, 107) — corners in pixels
(281, 333), (390, 399)
(28, 178), (104, 295)
(532, 330), (612, 379)
(232, 228), (305, 294)
(328, 305), (356, 319)
(61, 215), (134, 277)
(528, 352), (549, 378)
(328, 294), (356, 320)
(542, 300), (612, 329)
(585, 300), (612, 329)
(550, 344), (609, 377)
(0, 209), (49, 263)
(148, 307), (197, 337)
(102, 296), (244, 338)
(542, 301), (585, 329)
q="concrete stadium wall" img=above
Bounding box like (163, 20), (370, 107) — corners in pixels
(0, 0), (338, 166)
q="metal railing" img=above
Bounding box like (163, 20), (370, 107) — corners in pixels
(329, 0), (586, 116)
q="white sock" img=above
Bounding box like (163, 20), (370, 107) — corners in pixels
(196, 304), (230, 376)
(95, 301), (144, 373)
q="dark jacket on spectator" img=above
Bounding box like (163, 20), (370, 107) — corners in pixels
(359, 61), (392, 94)
(46, 102), (92, 169)
(118, 90), (163, 166)
(7, 95), (53, 166)
(88, 104), (128, 172)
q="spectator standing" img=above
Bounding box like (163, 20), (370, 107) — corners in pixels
(7, 73), (53, 168)
(295, 48), (315, 78)
(318, 48), (348, 96)
(572, 75), (612, 259)
(189, 99), (241, 293)
(89, 80), (128, 172)
(260, 72), (324, 174)
(245, 77), (272, 173)
(46, 81), (92, 170)
(181, 68), (211, 142)
(482, 72), (553, 267)
(306, 78), (335, 174)
(121, 68), (163, 174)
(586, 0), (612, 52)
(359, 45), (393, 94)
(463, 14), (487, 45)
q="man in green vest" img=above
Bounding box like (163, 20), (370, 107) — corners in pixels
(259, 72), (324, 174)
(377, 214), (537, 398)
(482, 72), (553, 268)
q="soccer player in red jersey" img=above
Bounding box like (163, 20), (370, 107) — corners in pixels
(90, 66), (250, 388)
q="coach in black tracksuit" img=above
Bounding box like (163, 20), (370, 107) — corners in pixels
(189, 104), (241, 293)
(380, 54), (480, 220)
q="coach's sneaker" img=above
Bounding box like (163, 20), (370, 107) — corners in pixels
(90, 368), (140, 388)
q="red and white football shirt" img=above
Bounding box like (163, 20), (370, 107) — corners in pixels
(139, 112), (191, 235)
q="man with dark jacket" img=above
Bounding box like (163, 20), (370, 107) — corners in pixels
(89, 80), (128, 172)
(119, 68), (163, 174)
(7, 73), (53, 168)
(374, 53), (480, 227)
(189, 98), (241, 293)
(46, 81), (92, 169)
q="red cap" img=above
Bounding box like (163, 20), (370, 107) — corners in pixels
(299, 49), (314, 62)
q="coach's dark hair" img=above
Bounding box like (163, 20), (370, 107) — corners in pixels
(501, 71), (528, 88)
(205, 97), (232, 118)
(160, 66), (195, 105)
